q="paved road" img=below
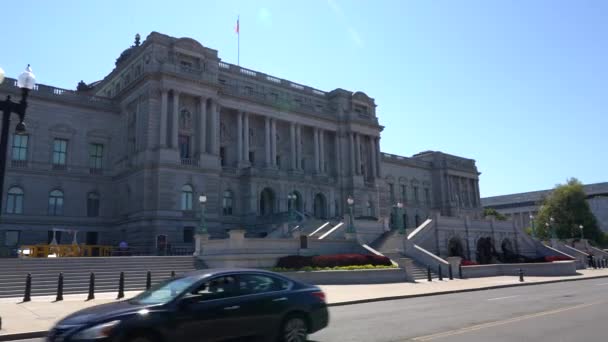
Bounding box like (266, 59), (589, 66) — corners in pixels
(11, 277), (608, 342)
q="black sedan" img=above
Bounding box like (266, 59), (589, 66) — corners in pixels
(47, 269), (329, 342)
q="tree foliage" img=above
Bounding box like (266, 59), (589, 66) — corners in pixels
(483, 207), (507, 221)
(534, 178), (603, 244)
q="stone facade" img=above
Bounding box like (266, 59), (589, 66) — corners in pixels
(481, 182), (608, 232)
(0, 32), (482, 253)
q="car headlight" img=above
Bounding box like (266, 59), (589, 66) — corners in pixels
(71, 320), (121, 340)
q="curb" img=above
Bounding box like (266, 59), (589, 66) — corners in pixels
(327, 274), (608, 307)
(0, 331), (47, 341)
(1, 274), (607, 341)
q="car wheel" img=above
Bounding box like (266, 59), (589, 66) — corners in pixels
(280, 315), (308, 342)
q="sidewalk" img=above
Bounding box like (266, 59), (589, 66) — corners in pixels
(1, 269), (608, 340)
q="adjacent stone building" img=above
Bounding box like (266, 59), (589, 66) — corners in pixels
(0, 32), (482, 253)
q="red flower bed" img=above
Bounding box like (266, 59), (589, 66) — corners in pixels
(276, 254), (392, 269)
(544, 255), (574, 262)
(461, 260), (478, 266)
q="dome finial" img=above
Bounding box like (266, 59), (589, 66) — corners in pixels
(134, 33), (141, 47)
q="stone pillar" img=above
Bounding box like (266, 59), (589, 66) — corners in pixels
(296, 124), (302, 170)
(198, 97), (207, 155)
(237, 111), (243, 165)
(375, 137), (381, 177)
(370, 136), (377, 178)
(264, 117), (271, 167)
(319, 129), (325, 173)
(210, 100), (220, 155)
(355, 133), (362, 175)
(271, 119), (277, 167)
(160, 90), (168, 148)
(290, 123), (296, 170)
(243, 112), (249, 163)
(313, 128), (320, 172)
(349, 133), (356, 175)
(172, 91), (180, 149)
(334, 132), (341, 176)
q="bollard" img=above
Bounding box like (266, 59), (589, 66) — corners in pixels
(438, 265), (443, 281)
(146, 270), (152, 290)
(23, 273), (32, 302)
(459, 264), (463, 279)
(519, 268), (524, 282)
(87, 272), (95, 301)
(56, 273), (64, 301)
(427, 266), (432, 282)
(593, 258), (597, 269)
(171, 270), (176, 278)
(448, 264), (453, 280)
(117, 272), (125, 299)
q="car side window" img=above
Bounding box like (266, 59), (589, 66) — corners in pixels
(192, 275), (239, 301)
(238, 274), (291, 295)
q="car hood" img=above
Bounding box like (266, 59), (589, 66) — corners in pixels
(57, 300), (154, 325)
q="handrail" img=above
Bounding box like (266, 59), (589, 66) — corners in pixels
(318, 222), (344, 240)
(407, 218), (433, 240)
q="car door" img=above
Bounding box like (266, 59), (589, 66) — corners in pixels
(173, 275), (248, 342)
(234, 273), (293, 337)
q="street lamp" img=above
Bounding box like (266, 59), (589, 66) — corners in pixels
(197, 194), (207, 234)
(287, 193), (296, 230)
(396, 202), (405, 234)
(579, 224), (584, 240)
(346, 196), (355, 233)
(0, 65), (36, 216)
(529, 214), (536, 238)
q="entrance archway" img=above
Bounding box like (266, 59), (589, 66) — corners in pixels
(501, 238), (515, 262)
(313, 193), (327, 219)
(259, 188), (275, 216)
(476, 237), (494, 264)
(448, 237), (465, 258)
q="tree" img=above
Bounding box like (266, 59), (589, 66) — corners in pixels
(483, 208), (507, 221)
(534, 178), (603, 244)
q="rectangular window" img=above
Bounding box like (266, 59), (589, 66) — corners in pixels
(414, 186), (419, 203)
(183, 227), (194, 243)
(425, 188), (431, 207)
(179, 135), (191, 159)
(388, 183), (395, 203)
(276, 155), (281, 168)
(249, 151), (255, 163)
(6, 190), (24, 214)
(220, 147), (226, 166)
(4, 231), (20, 247)
(401, 185), (407, 202)
(89, 143), (104, 170)
(11, 135), (28, 161)
(53, 139), (68, 166)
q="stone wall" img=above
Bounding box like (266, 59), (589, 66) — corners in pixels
(462, 261), (577, 278)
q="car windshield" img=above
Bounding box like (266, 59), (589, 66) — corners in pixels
(129, 276), (200, 305)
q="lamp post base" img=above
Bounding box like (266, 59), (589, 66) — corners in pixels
(193, 233), (209, 256)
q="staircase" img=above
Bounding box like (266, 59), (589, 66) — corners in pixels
(0, 256), (197, 298)
(370, 231), (437, 280)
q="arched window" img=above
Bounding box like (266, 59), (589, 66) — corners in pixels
(6, 187), (24, 214)
(181, 185), (193, 211)
(48, 190), (64, 216)
(222, 190), (234, 215)
(87, 192), (100, 217)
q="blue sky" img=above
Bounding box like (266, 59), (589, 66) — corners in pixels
(2, 0), (607, 197)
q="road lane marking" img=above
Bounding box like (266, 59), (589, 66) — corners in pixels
(411, 301), (605, 341)
(594, 282), (608, 286)
(487, 295), (520, 301)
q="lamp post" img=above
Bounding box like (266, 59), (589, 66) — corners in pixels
(579, 224), (584, 240)
(396, 202), (405, 235)
(197, 195), (207, 234)
(549, 216), (556, 239)
(346, 196), (355, 234)
(0, 65), (36, 216)
(287, 193), (296, 234)
(529, 214), (536, 238)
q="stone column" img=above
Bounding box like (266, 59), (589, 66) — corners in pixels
(349, 133), (356, 175)
(319, 129), (325, 173)
(243, 112), (249, 163)
(210, 100), (220, 155)
(296, 124), (302, 170)
(237, 111), (243, 164)
(271, 119), (277, 167)
(375, 137), (381, 177)
(198, 97), (207, 155)
(172, 91), (180, 149)
(334, 132), (341, 176)
(264, 117), (271, 167)
(290, 123), (296, 170)
(313, 128), (320, 172)
(355, 133), (362, 175)
(160, 90), (168, 148)
(370, 136), (377, 178)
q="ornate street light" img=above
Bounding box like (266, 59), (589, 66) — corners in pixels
(197, 194), (208, 234)
(579, 224), (584, 240)
(0, 65), (36, 216)
(396, 202), (405, 235)
(346, 196), (356, 234)
(529, 214), (536, 238)
(287, 193), (296, 231)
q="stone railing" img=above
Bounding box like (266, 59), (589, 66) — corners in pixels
(381, 153), (432, 168)
(0, 77), (116, 110)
